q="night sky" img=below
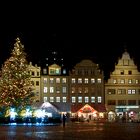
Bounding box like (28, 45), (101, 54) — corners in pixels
(0, 3), (140, 80)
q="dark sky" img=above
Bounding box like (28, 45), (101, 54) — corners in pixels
(0, 3), (140, 80)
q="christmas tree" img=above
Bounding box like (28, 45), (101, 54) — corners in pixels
(0, 38), (34, 109)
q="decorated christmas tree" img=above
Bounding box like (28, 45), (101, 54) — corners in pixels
(0, 38), (34, 109)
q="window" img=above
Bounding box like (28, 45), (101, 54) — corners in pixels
(91, 78), (95, 84)
(37, 72), (40, 76)
(31, 81), (34, 86)
(108, 89), (116, 94)
(63, 97), (66, 102)
(97, 78), (101, 83)
(85, 97), (89, 103)
(78, 78), (82, 83)
(44, 97), (48, 102)
(32, 71), (35, 76)
(50, 78), (54, 84)
(128, 89), (136, 94)
(50, 87), (54, 93)
(36, 81), (39, 86)
(128, 100), (136, 105)
(128, 70), (132, 75)
(72, 97), (76, 103)
(56, 87), (60, 93)
(43, 69), (47, 74)
(44, 87), (48, 93)
(84, 87), (88, 93)
(62, 87), (67, 93)
(71, 78), (76, 83)
(120, 70), (124, 75)
(78, 87), (82, 93)
(136, 79), (139, 84)
(113, 79), (117, 84)
(78, 97), (82, 103)
(56, 78), (60, 83)
(118, 100), (126, 105)
(71, 87), (75, 93)
(91, 97), (95, 103)
(56, 97), (60, 102)
(44, 78), (47, 84)
(62, 78), (66, 83)
(117, 89), (126, 94)
(108, 100), (116, 105)
(98, 97), (102, 103)
(50, 97), (54, 102)
(84, 78), (88, 84)
(132, 89), (136, 94)
(128, 79), (132, 84)
(120, 79), (125, 84)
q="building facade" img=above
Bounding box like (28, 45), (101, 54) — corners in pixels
(69, 59), (106, 120)
(28, 62), (41, 103)
(40, 64), (70, 114)
(105, 51), (140, 121)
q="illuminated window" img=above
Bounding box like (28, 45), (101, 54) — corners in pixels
(128, 79), (132, 84)
(50, 78), (54, 84)
(108, 89), (116, 94)
(44, 97), (48, 102)
(120, 79), (125, 84)
(91, 97), (95, 103)
(136, 79), (139, 84)
(50, 97), (54, 102)
(91, 78), (95, 84)
(44, 87), (48, 93)
(97, 78), (101, 83)
(71, 78), (76, 83)
(62, 87), (67, 93)
(56, 97), (60, 102)
(113, 79), (117, 84)
(56, 78), (60, 83)
(56, 87), (60, 93)
(78, 87), (82, 93)
(44, 78), (47, 84)
(78, 97), (82, 103)
(132, 89), (136, 94)
(98, 97), (102, 103)
(78, 78), (82, 83)
(84, 87), (88, 93)
(72, 97), (76, 103)
(85, 97), (89, 103)
(84, 78), (88, 84)
(63, 97), (66, 102)
(71, 87), (75, 93)
(62, 78), (66, 83)
(117, 89), (126, 94)
(50, 87), (54, 93)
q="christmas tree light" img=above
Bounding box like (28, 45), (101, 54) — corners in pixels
(0, 37), (34, 109)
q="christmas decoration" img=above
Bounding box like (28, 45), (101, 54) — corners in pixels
(0, 38), (34, 109)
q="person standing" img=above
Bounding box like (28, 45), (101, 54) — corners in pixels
(62, 114), (66, 127)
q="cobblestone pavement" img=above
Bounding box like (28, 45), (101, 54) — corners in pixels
(0, 122), (140, 140)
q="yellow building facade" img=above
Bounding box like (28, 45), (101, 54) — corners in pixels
(105, 51), (140, 122)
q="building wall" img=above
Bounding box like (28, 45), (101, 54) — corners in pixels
(69, 59), (105, 112)
(105, 51), (140, 120)
(28, 62), (41, 102)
